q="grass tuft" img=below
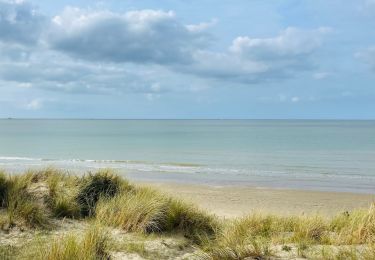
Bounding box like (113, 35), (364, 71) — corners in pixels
(96, 185), (218, 243)
(51, 194), (80, 219)
(34, 226), (110, 260)
(76, 169), (129, 217)
(292, 215), (328, 243)
(96, 186), (168, 233)
(200, 214), (278, 259)
(5, 175), (49, 228)
(330, 204), (375, 244)
(43, 169), (80, 219)
(165, 198), (219, 243)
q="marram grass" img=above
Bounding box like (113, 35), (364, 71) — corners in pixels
(0, 168), (375, 260)
(3, 174), (49, 228)
(96, 186), (168, 233)
(96, 186), (218, 243)
(23, 226), (110, 260)
(76, 169), (132, 217)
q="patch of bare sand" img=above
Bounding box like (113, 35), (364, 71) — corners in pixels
(145, 183), (375, 218)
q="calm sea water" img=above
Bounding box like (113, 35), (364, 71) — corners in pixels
(0, 119), (374, 193)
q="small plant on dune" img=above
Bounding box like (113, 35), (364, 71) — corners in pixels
(282, 245), (292, 252)
(76, 169), (130, 217)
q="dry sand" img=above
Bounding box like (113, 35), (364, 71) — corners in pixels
(145, 182), (375, 218)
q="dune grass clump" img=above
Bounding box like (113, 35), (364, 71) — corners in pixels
(96, 187), (169, 233)
(200, 214), (329, 259)
(200, 205), (375, 259)
(165, 198), (219, 242)
(200, 214), (283, 259)
(34, 226), (110, 260)
(10, 168), (81, 220)
(292, 216), (329, 244)
(51, 194), (80, 219)
(96, 186), (218, 243)
(330, 204), (375, 244)
(43, 169), (80, 219)
(226, 214), (291, 240)
(76, 169), (130, 217)
(4, 174), (49, 228)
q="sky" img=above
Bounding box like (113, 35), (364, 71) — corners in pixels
(0, 0), (375, 119)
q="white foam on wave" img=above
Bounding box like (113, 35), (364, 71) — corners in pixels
(0, 156), (42, 161)
(2, 156), (373, 183)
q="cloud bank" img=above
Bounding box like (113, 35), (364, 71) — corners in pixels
(49, 8), (209, 64)
(0, 0), (45, 45)
(0, 0), (332, 98)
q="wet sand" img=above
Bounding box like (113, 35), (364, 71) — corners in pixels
(145, 182), (375, 218)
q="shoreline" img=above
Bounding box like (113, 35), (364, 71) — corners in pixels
(2, 166), (375, 217)
(144, 182), (375, 218)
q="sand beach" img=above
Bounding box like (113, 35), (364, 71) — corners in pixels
(148, 182), (375, 218)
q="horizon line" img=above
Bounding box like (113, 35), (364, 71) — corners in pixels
(1, 118), (375, 121)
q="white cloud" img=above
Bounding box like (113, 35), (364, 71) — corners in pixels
(25, 98), (42, 110)
(313, 72), (331, 80)
(46, 10), (331, 85)
(0, 0), (46, 45)
(186, 18), (218, 32)
(180, 27), (331, 84)
(48, 8), (210, 64)
(229, 27), (331, 59)
(0, 2), (332, 96)
(291, 96), (300, 103)
(259, 94), (312, 104)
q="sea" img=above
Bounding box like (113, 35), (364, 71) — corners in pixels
(0, 119), (374, 194)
